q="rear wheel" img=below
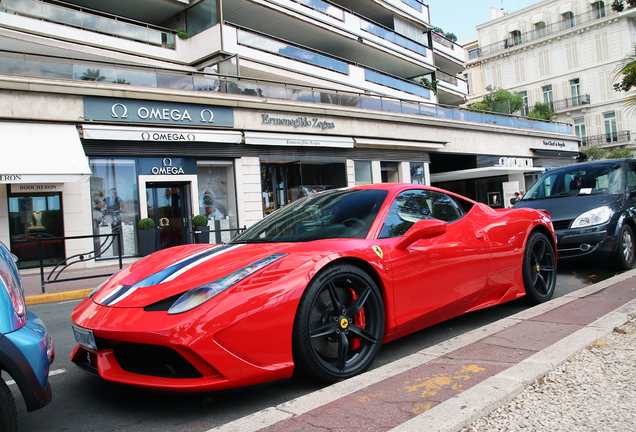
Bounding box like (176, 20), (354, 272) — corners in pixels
(615, 224), (635, 270)
(0, 376), (19, 432)
(522, 232), (556, 304)
(292, 263), (384, 383)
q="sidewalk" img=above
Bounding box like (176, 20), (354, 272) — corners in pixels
(23, 265), (636, 432)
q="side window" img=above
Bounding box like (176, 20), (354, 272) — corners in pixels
(379, 190), (463, 238)
(628, 163), (636, 191)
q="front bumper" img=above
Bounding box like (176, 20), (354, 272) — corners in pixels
(555, 224), (615, 260)
(0, 311), (54, 412)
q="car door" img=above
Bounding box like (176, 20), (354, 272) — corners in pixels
(378, 189), (492, 330)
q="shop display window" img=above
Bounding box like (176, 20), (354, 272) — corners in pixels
(197, 161), (238, 243)
(89, 158), (139, 257)
(410, 162), (426, 184)
(354, 161), (373, 186)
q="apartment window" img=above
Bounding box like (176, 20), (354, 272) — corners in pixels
(574, 118), (587, 145)
(508, 30), (522, 47)
(538, 50), (551, 77)
(604, 112), (618, 142)
(468, 47), (480, 60)
(519, 90), (529, 116)
(592, 1), (606, 19)
(542, 85), (554, 107)
(565, 42), (579, 69)
(595, 32), (609, 62)
(570, 78), (581, 105)
(562, 11), (575, 28)
(535, 22), (547, 37)
(514, 58), (526, 84)
(492, 64), (503, 88)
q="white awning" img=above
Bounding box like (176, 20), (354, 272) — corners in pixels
(531, 13), (545, 24)
(0, 123), (91, 184)
(354, 137), (445, 150)
(507, 22), (520, 32)
(430, 166), (544, 183)
(244, 132), (354, 148)
(81, 125), (243, 143)
(560, 3), (572, 14)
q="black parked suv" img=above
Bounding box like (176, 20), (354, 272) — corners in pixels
(515, 159), (636, 269)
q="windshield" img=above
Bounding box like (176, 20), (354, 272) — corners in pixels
(232, 189), (388, 243)
(522, 162), (624, 200)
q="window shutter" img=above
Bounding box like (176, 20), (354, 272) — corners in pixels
(594, 114), (602, 135)
(617, 111), (623, 132)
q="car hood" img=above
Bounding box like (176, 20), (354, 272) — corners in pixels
(515, 194), (621, 222)
(91, 243), (306, 309)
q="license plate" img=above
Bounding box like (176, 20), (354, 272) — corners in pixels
(72, 325), (97, 351)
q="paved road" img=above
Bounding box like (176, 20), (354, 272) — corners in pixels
(12, 261), (622, 432)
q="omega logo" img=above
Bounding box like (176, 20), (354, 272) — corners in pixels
(111, 103), (128, 118)
(109, 103), (215, 123)
(151, 158), (185, 175)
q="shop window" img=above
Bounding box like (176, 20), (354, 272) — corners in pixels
(89, 158), (139, 257)
(410, 162), (426, 184)
(8, 192), (64, 269)
(354, 161), (373, 186)
(197, 161), (238, 243)
(261, 161), (346, 215)
(381, 162), (399, 183)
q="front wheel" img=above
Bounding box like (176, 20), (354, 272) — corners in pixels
(292, 264), (385, 383)
(615, 224), (635, 270)
(0, 376), (19, 432)
(522, 232), (557, 304)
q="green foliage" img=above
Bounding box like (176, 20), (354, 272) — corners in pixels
(482, 85), (524, 113)
(175, 28), (190, 39)
(612, 0), (625, 11)
(608, 147), (634, 159)
(81, 68), (106, 82)
(468, 101), (492, 112)
(432, 27), (457, 43)
(420, 78), (438, 95)
(614, 47), (636, 113)
(192, 215), (209, 227)
(581, 146), (608, 161)
(528, 102), (556, 120)
(138, 218), (155, 230)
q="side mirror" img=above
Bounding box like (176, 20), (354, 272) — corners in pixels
(393, 219), (447, 250)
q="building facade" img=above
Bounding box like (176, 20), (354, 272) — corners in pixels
(0, 0), (577, 269)
(465, 0), (635, 151)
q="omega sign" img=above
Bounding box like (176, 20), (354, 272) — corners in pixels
(152, 158), (185, 175)
(111, 103), (214, 123)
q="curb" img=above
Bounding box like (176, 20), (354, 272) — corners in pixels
(25, 288), (94, 305)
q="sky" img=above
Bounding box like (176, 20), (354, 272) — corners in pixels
(428, 0), (543, 43)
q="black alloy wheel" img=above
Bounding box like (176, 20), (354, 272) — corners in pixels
(522, 232), (557, 304)
(292, 263), (384, 383)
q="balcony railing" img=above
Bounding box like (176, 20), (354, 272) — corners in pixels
(1, 0), (176, 48)
(432, 32), (456, 50)
(0, 50), (572, 134)
(436, 70), (462, 87)
(581, 131), (632, 147)
(292, 0), (345, 21)
(474, 6), (614, 59)
(550, 94), (591, 111)
(361, 18), (428, 57)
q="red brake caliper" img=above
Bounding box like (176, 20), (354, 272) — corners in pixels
(348, 288), (366, 351)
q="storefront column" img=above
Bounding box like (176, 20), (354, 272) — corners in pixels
(371, 161), (382, 184)
(397, 162), (410, 183)
(346, 159), (355, 187)
(237, 157), (262, 228)
(0, 184), (8, 244)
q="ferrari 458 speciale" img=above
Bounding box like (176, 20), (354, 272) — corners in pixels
(71, 184), (556, 392)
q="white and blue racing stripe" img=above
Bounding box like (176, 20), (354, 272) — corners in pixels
(98, 244), (245, 306)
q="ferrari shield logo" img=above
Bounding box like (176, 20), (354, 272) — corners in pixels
(371, 245), (383, 259)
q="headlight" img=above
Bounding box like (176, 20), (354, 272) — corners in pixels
(571, 206), (612, 229)
(168, 254), (287, 315)
(89, 276), (112, 298)
(0, 258), (25, 317)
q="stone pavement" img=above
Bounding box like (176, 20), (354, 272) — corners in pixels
(22, 264), (636, 432)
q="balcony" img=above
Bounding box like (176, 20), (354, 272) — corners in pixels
(435, 70), (468, 105)
(581, 131), (632, 147)
(473, 6), (614, 60)
(0, 50), (572, 135)
(1, 0), (176, 48)
(431, 32), (464, 74)
(550, 94), (591, 112)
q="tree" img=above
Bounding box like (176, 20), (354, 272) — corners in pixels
(81, 68), (106, 82)
(608, 147), (634, 159)
(470, 86), (524, 114)
(528, 102), (556, 120)
(433, 27), (457, 43)
(581, 146), (607, 161)
(614, 47), (636, 112)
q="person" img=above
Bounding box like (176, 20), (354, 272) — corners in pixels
(99, 188), (125, 225)
(510, 192), (520, 205)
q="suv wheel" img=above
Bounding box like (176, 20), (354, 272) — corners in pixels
(615, 224), (635, 270)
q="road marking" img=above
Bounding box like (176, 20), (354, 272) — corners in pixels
(5, 368), (66, 386)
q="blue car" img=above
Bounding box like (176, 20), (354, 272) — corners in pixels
(0, 241), (54, 431)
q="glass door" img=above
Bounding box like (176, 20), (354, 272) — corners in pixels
(146, 183), (189, 250)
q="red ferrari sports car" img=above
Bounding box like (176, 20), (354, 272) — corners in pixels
(71, 184), (556, 392)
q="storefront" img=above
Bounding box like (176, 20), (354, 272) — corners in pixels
(0, 122), (92, 268)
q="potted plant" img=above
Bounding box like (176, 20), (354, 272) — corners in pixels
(192, 214), (210, 244)
(202, 190), (214, 216)
(138, 217), (156, 256)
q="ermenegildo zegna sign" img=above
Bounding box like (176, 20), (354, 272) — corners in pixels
(84, 98), (234, 127)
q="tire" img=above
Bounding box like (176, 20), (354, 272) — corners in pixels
(615, 224), (635, 270)
(0, 376), (19, 432)
(522, 232), (557, 304)
(292, 263), (384, 383)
